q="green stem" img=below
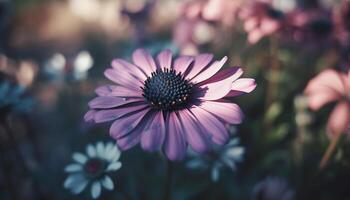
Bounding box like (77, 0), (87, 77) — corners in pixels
(0, 135), (18, 200)
(162, 159), (173, 200)
(263, 36), (281, 133)
(319, 131), (342, 169)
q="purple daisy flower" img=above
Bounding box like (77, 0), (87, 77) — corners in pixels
(85, 49), (256, 161)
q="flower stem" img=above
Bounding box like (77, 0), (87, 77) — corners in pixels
(265, 36), (280, 111)
(263, 36), (281, 133)
(162, 159), (173, 200)
(319, 131), (342, 169)
(0, 137), (18, 200)
(1, 119), (28, 174)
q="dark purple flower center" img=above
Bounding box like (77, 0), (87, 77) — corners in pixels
(267, 7), (283, 19)
(83, 158), (106, 179)
(142, 68), (193, 111)
(308, 19), (333, 36)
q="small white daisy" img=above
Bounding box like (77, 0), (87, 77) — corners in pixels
(63, 141), (122, 199)
(186, 137), (244, 182)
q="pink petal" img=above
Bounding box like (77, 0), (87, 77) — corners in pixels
(117, 111), (156, 150)
(116, 130), (142, 151)
(200, 101), (243, 124)
(157, 50), (173, 69)
(141, 112), (166, 152)
(109, 86), (143, 98)
(305, 69), (346, 96)
(95, 85), (117, 96)
(343, 72), (350, 91)
(202, 0), (224, 21)
(94, 104), (148, 123)
(327, 101), (350, 138)
(110, 108), (150, 139)
(191, 56), (228, 83)
(178, 109), (211, 153)
(306, 89), (340, 111)
(112, 59), (147, 81)
(190, 106), (229, 145)
(88, 96), (126, 109)
(226, 78), (257, 97)
(132, 48), (157, 75)
(84, 110), (97, 122)
(244, 18), (258, 32)
(164, 112), (187, 161)
(173, 56), (194, 75)
(260, 18), (279, 34)
(199, 67), (243, 85)
(199, 68), (243, 100)
(186, 53), (213, 79)
(104, 68), (142, 90)
(248, 29), (264, 44)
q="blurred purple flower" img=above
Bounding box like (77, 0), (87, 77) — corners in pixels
(239, 0), (284, 44)
(253, 177), (295, 200)
(333, 1), (350, 47)
(287, 8), (334, 44)
(121, 0), (155, 43)
(172, 17), (203, 55)
(85, 49), (256, 161)
(121, 0), (154, 22)
(173, 0), (242, 54)
(183, 0), (241, 26)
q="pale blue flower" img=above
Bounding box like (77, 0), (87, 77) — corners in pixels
(0, 81), (33, 114)
(186, 137), (245, 182)
(43, 50), (93, 81)
(63, 142), (122, 199)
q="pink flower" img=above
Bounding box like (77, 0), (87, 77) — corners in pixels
(172, 17), (201, 55)
(201, 0), (241, 26)
(239, 0), (284, 44)
(304, 69), (350, 137)
(85, 49), (256, 161)
(173, 0), (241, 54)
(333, 1), (350, 47)
(181, 0), (241, 26)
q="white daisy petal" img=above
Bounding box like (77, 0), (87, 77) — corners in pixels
(63, 174), (85, 189)
(71, 177), (88, 194)
(104, 143), (114, 157)
(73, 152), (88, 164)
(225, 147), (244, 161)
(91, 181), (102, 199)
(106, 162), (122, 171)
(86, 144), (97, 158)
(227, 138), (240, 146)
(211, 164), (220, 182)
(64, 175), (75, 189)
(107, 146), (121, 162)
(186, 158), (206, 169)
(96, 142), (104, 158)
(101, 176), (114, 190)
(222, 157), (236, 170)
(64, 164), (83, 172)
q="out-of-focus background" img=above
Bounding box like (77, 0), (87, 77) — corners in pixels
(0, 0), (349, 199)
